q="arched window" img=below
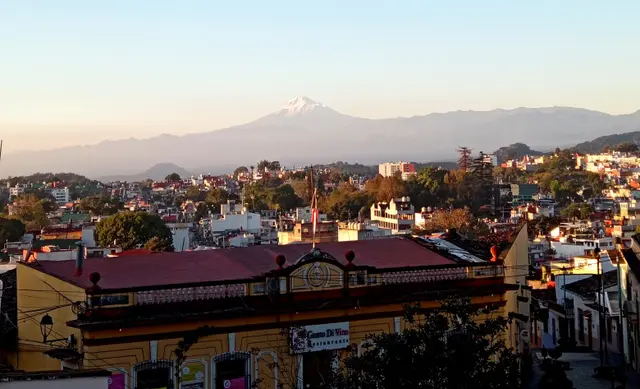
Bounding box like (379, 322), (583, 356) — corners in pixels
(212, 352), (251, 389)
(132, 360), (174, 389)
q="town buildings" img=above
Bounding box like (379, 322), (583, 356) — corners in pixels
(12, 227), (530, 388)
(378, 161), (416, 180)
(370, 197), (415, 234)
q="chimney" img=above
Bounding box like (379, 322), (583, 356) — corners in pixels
(74, 242), (84, 277)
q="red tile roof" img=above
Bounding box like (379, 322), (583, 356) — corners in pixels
(27, 238), (455, 291)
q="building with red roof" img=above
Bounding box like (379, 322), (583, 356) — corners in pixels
(14, 229), (531, 388)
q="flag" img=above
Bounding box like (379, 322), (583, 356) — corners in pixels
(312, 208), (318, 235)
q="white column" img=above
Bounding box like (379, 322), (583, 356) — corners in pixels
(296, 355), (304, 389)
(228, 333), (236, 353)
(150, 340), (158, 361)
(394, 317), (401, 333)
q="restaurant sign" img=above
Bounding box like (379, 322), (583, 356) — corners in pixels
(291, 322), (350, 354)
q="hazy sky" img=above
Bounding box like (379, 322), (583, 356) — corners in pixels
(1, 0), (639, 151)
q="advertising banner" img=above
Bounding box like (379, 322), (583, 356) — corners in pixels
(108, 373), (125, 389)
(291, 322), (350, 353)
(223, 377), (246, 389)
(181, 361), (206, 389)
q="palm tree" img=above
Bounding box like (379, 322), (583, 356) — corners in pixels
(250, 165), (255, 182)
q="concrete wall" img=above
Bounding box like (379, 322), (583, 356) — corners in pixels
(2, 377), (109, 389)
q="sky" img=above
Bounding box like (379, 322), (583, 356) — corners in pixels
(1, 0), (640, 151)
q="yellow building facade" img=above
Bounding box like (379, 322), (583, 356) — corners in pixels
(14, 237), (523, 389)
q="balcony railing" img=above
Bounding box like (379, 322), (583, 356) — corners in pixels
(132, 264), (505, 305)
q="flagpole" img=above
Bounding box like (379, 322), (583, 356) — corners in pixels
(312, 187), (318, 249)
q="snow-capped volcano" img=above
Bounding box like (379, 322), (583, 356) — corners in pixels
(281, 96), (327, 116)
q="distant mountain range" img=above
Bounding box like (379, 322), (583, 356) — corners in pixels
(96, 163), (192, 182)
(2, 96), (640, 178)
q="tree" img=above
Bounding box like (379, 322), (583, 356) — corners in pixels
(165, 173), (182, 182)
(185, 186), (204, 201)
(560, 203), (594, 220)
(205, 188), (229, 206)
(10, 194), (49, 230)
(233, 166), (249, 179)
(144, 236), (174, 252)
(614, 141), (639, 153)
(320, 183), (371, 220)
(416, 207), (488, 238)
(365, 175), (407, 202)
(0, 218), (25, 245)
(270, 184), (302, 211)
(96, 211), (173, 250)
(329, 298), (522, 389)
(79, 195), (120, 215)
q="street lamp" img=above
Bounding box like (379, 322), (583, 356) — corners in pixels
(39, 314), (53, 343)
(39, 314), (76, 348)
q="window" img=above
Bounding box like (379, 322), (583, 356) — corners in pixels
(133, 360), (174, 389)
(213, 352), (251, 389)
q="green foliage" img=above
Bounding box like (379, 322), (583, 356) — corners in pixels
(257, 160), (281, 172)
(165, 173), (182, 182)
(561, 203), (595, 220)
(614, 141), (639, 153)
(320, 183), (372, 220)
(10, 194), (50, 230)
(185, 186), (204, 201)
(232, 166), (249, 179)
(329, 298), (521, 389)
(0, 218), (26, 244)
(364, 175), (408, 202)
(573, 131), (640, 154)
(78, 195), (121, 215)
(414, 207), (488, 238)
(96, 211), (173, 251)
(204, 188), (229, 206)
(143, 236), (174, 252)
(493, 142), (543, 163)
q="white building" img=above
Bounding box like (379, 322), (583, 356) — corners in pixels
(370, 197), (415, 234)
(338, 222), (393, 242)
(295, 206), (328, 223)
(49, 187), (71, 204)
(378, 161), (417, 180)
(166, 222), (192, 252)
(206, 201), (261, 234)
(8, 183), (25, 200)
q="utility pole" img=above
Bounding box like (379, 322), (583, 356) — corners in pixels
(597, 248), (605, 367)
(616, 250), (626, 387)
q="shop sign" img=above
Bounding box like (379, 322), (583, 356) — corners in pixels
(181, 361), (205, 389)
(108, 373), (125, 389)
(223, 377), (245, 389)
(291, 322), (350, 353)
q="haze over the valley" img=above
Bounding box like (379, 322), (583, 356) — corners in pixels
(1, 96), (640, 178)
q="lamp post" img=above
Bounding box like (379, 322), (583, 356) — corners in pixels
(39, 314), (76, 348)
(39, 314), (53, 343)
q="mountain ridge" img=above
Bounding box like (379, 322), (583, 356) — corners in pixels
(2, 98), (640, 178)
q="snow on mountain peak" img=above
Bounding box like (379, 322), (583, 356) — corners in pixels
(282, 96), (326, 115)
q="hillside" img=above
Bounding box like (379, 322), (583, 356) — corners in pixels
(97, 163), (192, 182)
(572, 131), (640, 154)
(2, 97), (640, 177)
(493, 143), (544, 162)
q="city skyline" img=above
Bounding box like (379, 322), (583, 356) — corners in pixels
(2, 0), (640, 151)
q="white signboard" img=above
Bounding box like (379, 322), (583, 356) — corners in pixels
(291, 322), (350, 354)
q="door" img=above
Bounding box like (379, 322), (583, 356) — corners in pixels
(303, 351), (333, 389)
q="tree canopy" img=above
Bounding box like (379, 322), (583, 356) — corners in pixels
(0, 218), (26, 245)
(165, 173), (182, 182)
(329, 298), (522, 389)
(96, 211), (174, 251)
(78, 195), (121, 215)
(614, 141), (639, 153)
(10, 194), (50, 230)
